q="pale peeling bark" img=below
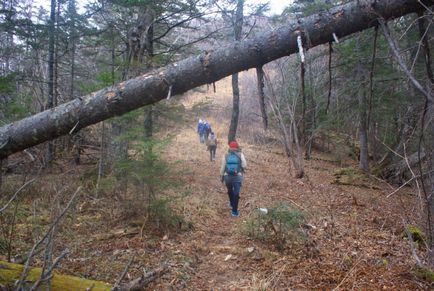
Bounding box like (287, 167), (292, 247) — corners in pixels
(0, 0), (432, 159)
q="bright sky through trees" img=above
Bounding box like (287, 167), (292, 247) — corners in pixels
(252, 0), (292, 15)
(35, 0), (291, 16)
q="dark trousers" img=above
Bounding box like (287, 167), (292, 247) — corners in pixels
(208, 145), (216, 161)
(199, 133), (205, 143)
(224, 175), (243, 213)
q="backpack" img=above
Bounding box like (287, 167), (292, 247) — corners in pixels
(208, 135), (216, 146)
(225, 151), (241, 175)
(204, 123), (211, 133)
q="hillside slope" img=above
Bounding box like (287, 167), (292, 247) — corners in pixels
(0, 75), (429, 290)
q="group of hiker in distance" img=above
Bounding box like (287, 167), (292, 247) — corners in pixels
(197, 119), (247, 217)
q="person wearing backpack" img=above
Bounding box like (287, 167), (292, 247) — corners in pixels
(220, 140), (247, 217)
(203, 121), (211, 141)
(206, 132), (218, 161)
(197, 119), (205, 143)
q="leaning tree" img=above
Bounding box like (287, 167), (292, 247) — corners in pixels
(0, 0), (432, 159)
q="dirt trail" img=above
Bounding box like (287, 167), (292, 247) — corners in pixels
(46, 77), (427, 289)
(165, 121), (257, 289)
(155, 79), (429, 289)
(1, 79), (429, 289)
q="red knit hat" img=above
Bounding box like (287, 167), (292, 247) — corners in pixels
(229, 140), (238, 149)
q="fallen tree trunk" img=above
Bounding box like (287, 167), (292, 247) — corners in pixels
(379, 150), (427, 183)
(0, 260), (168, 290)
(0, 0), (432, 159)
(0, 260), (111, 290)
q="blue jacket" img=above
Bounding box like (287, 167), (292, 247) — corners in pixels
(197, 122), (204, 133)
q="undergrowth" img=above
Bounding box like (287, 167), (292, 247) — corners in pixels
(243, 202), (305, 250)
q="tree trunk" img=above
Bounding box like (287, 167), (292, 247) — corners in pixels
(357, 63), (370, 172)
(358, 95), (370, 172)
(68, 0), (82, 165)
(305, 61), (316, 160)
(109, 120), (128, 197)
(95, 121), (106, 198)
(300, 60), (306, 144)
(54, 0), (60, 108)
(69, 0), (77, 101)
(256, 66), (268, 129)
(228, 0), (244, 143)
(0, 159), (3, 194)
(382, 150), (427, 182)
(417, 12), (434, 266)
(430, 113), (434, 266)
(144, 106), (153, 138)
(266, 73), (304, 178)
(228, 73), (240, 142)
(45, 0), (56, 165)
(0, 260), (111, 290)
(0, 0), (432, 158)
(141, 8), (155, 139)
(326, 42), (332, 114)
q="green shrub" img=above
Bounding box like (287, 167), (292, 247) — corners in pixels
(243, 202), (305, 250)
(413, 265), (434, 282)
(147, 197), (187, 231)
(403, 224), (426, 245)
(334, 167), (367, 184)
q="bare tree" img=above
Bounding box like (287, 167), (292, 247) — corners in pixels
(256, 66), (268, 129)
(265, 63), (304, 178)
(0, 0), (432, 159)
(228, 0), (244, 142)
(45, 0), (57, 166)
(15, 187), (81, 290)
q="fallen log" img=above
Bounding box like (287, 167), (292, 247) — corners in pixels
(0, 260), (111, 290)
(0, 0), (432, 159)
(378, 150), (427, 183)
(0, 260), (168, 290)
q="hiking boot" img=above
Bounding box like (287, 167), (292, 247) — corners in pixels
(231, 210), (240, 217)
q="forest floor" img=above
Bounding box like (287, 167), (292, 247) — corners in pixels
(1, 77), (432, 290)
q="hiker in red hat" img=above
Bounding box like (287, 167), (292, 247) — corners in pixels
(220, 140), (247, 217)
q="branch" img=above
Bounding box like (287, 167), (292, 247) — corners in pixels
(117, 263), (169, 291)
(0, 179), (35, 213)
(155, 28), (222, 57)
(379, 18), (433, 102)
(30, 249), (69, 291)
(154, 13), (205, 42)
(403, 220), (423, 267)
(15, 187), (81, 290)
(111, 254), (135, 291)
(0, 0), (431, 159)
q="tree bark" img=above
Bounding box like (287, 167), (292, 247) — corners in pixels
(256, 66), (268, 129)
(417, 11), (434, 266)
(228, 0), (244, 143)
(0, 260), (111, 290)
(326, 42), (332, 114)
(144, 106), (153, 139)
(45, 0), (56, 165)
(0, 159), (3, 193)
(300, 60), (306, 144)
(356, 48), (370, 172)
(228, 73), (240, 142)
(0, 0), (432, 158)
(358, 87), (370, 172)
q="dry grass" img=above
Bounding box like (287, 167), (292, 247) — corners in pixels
(0, 75), (430, 290)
